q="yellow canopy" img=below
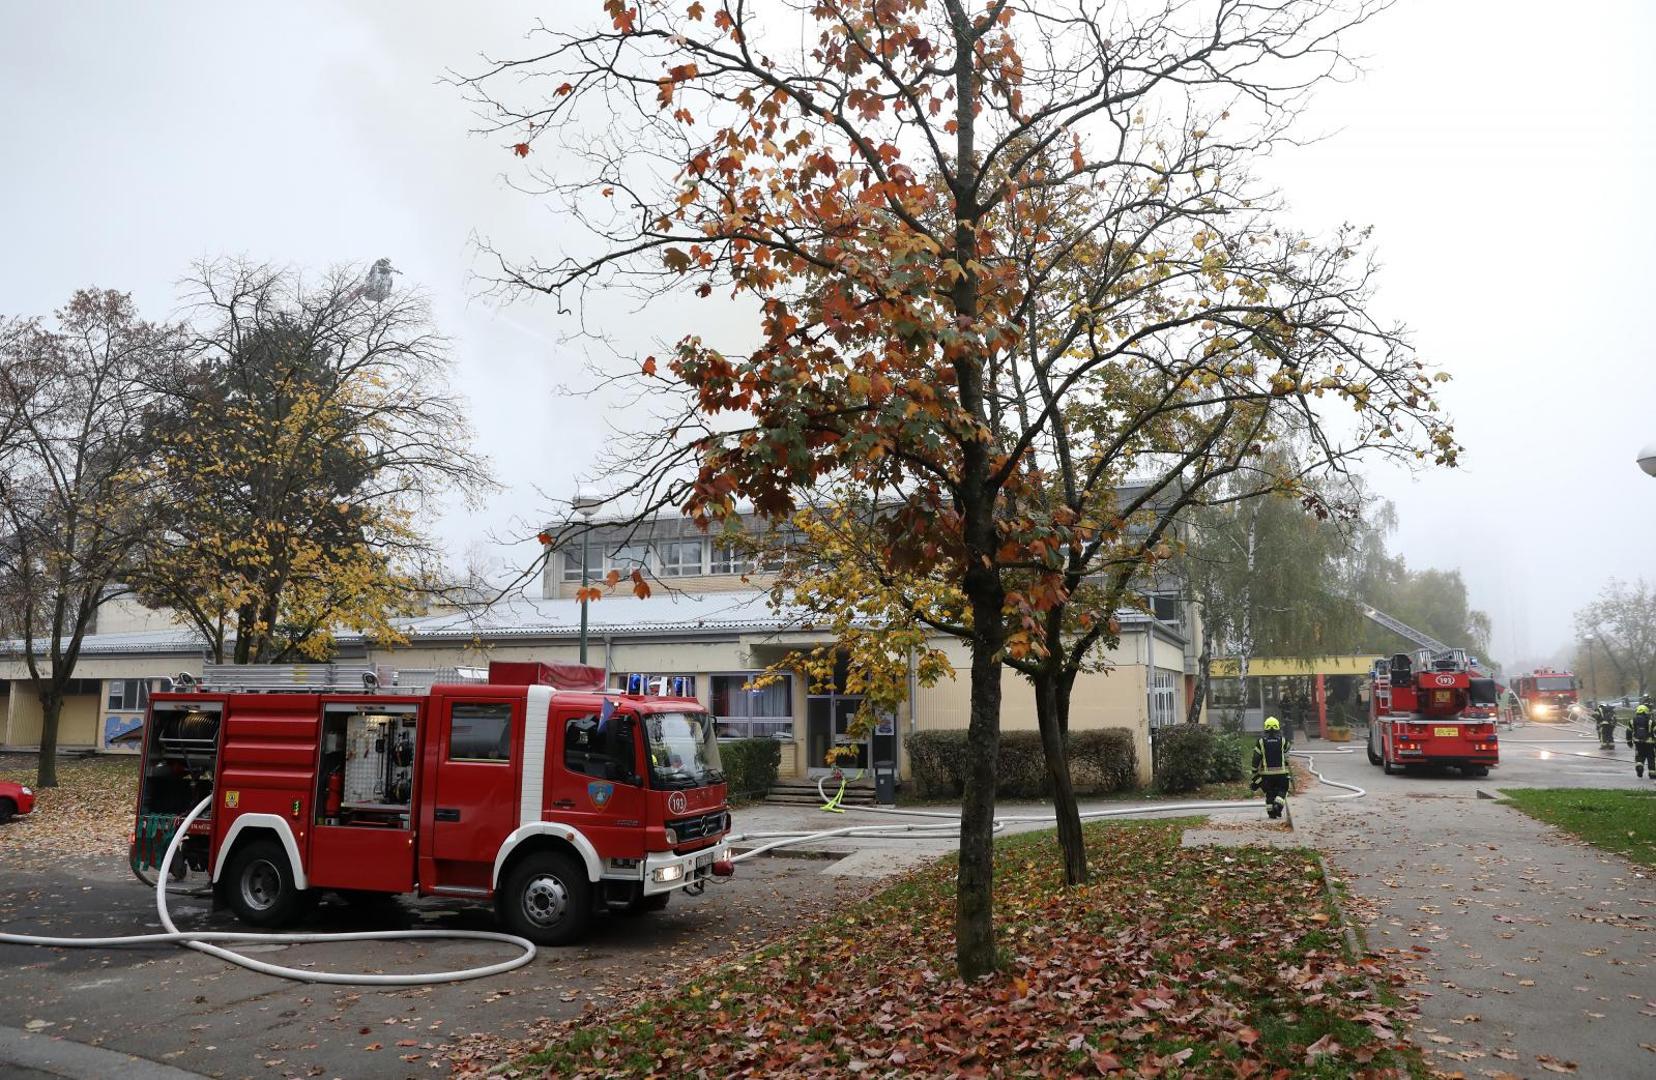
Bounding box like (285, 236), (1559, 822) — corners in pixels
(1208, 655), (1382, 678)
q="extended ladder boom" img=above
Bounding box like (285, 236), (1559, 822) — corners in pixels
(1357, 602), (1451, 655)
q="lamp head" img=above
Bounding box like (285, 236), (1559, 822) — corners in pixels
(1638, 443), (1656, 478)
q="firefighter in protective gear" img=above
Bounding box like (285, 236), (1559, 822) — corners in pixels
(1251, 717), (1293, 819)
(1596, 702), (1618, 749)
(1628, 704), (1655, 778)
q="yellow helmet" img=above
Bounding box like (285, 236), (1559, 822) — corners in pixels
(1263, 716), (1281, 731)
(1639, 704), (1650, 715)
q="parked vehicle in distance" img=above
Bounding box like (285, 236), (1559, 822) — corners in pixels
(0, 779), (35, 824)
(1510, 669), (1579, 722)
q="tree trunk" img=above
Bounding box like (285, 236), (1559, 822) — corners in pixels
(1187, 628), (1212, 725)
(1035, 672), (1087, 885)
(35, 686), (62, 788)
(1056, 666), (1078, 738)
(956, 600), (1003, 979)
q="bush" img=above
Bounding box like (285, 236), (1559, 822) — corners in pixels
(1070, 729), (1139, 793)
(1207, 731), (1252, 784)
(908, 729), (1138, 799)
(1153, 724), (1219, 794)
(720, 738), (781, 802)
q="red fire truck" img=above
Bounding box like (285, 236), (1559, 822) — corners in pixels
(1510, 669), (1579, 723)
(130, 661), (732, 946)
(1366, 648), (1501, 776)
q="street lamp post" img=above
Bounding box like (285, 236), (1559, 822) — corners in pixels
(572, 495), (603, 664)
(1638, 444), (1656, 478)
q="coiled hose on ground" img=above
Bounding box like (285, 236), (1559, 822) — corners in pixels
(1, 795), (536, 985)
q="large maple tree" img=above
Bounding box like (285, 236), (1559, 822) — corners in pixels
(465, 0), (1454, 978)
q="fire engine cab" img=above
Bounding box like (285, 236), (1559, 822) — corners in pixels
(1367, 648), (1501, 776)
(130, 661), (733, 946)
(1510, 669), (1579, 723)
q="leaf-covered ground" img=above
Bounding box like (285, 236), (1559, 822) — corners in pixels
(0, 753), (138, 863)
(504, 819), (1419, 1079)
(1500, 787), (1656, 867)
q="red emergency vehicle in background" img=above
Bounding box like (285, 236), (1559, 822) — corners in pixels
(1510, 669), (1579, 722)
(130, 661), (732, 946)
(1367, 648), (1501, 776)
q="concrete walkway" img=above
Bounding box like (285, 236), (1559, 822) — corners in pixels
(732, 793), (1262, 856)
(0, 1026), (208, 1080)
(1293, 754), (1656, 1078)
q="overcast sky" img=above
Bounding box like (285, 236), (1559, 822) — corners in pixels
(2, 1), (1651, 664)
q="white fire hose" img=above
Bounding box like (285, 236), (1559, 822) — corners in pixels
(1, 796), (536, 985)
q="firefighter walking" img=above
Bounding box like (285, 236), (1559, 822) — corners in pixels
(1251, 716), (1293, 819)
(1628, 704), (1655, 778)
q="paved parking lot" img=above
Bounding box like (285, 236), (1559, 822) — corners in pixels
(0, 850), (874, 1079)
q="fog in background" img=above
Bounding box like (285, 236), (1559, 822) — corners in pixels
(2, 1), (1651, 663)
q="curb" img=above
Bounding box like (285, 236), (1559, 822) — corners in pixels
(1310, 853), (1364, 958)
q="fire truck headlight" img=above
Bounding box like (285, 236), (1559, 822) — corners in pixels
(654, 864), (684, 883)
(663, 826), (679, 846)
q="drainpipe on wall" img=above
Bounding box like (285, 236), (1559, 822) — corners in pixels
(906, 647), (918, 735)
(602, 635), (614, 682)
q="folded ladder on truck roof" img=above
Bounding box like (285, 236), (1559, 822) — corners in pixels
(181, 662), (491, 695)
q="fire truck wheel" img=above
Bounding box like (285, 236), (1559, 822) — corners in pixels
(223, 839), (307, 928)
(499, 851), (592, 946)
(1463, 765), (1489, 778)
(1366, 738), (1382, 766)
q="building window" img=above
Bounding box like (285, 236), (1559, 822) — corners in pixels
(448, 703), (513, 762)
(106, 679), (153, 712)
(657, 539), (705, 577)
(1150, 669), (1180, 728)
(755, 529), (802, 572)
(710, 673), (793, 739)
(710, 541), (754, 575)
(561, 544), (601, 583)
(564, 714), (637, 782)
(607, 542), (650, 573)
(617, 673), (697, 698)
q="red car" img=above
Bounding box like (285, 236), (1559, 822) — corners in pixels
(0, 779), (35, 824)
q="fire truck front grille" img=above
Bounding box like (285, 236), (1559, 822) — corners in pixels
(669, 811), (727, 842)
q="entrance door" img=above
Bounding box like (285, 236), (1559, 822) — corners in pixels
(806, 695), (873, 776)
(426, 696), (520, 891)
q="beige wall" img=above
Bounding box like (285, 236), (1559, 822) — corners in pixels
(93, 594), (181, 636)
(4, 691), (100, 748)
(910, 637), (1155, 786)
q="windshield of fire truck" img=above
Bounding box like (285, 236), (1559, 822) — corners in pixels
(644, 711), (724, 789)
(1536, 677), (1575, 692)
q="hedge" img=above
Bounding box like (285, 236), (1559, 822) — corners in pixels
(908, 729), (1138, 799)
(721, 738), (781, 803)
(1208, 730), (1253, 784)
(1152, 724), (1217, 793)
(1153, 725), (1257, 792)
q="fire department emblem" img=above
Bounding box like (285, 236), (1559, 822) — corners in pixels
(587, 781), (615, 809)
(667, 791), (688, 815)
